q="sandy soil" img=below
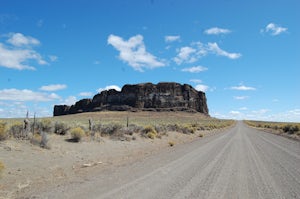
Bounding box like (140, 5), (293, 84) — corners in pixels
(0, 128), (221, 199)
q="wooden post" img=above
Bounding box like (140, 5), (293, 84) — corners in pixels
(32, 112), (36, 136)
(89, 118), (94, 139)
(126, 115), (129, 128)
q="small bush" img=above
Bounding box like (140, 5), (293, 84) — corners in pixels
(40, 131), (50, 149)
(181, 125), (196, 134)
(54, 122), (69, 135)
(36, 119), (53, 133)
(121, 124), (143, 135)
(284, 125), (299, 134)
(0, 122), (7, 141)
(100, 123), (123, 136)
(199, 133), (204, 137)
(30, 134), (42, 146)
(9, 122), (24, 139)
(70, 127), (85, 142)
(168, 141), (175, 147)
(143, 126), (157, 139)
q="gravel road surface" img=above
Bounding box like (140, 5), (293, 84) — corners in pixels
(36, 121), (300, 199)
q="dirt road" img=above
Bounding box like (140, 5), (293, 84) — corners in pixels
(32, 121), (300, 199)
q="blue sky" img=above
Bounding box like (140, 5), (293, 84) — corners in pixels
(0, 0), (299, 121)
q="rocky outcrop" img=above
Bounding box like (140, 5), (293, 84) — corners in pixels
(53, 82), (209, 116)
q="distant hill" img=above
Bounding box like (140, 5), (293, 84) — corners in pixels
(53, 82), (209, 116)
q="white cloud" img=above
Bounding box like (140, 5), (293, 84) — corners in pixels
(289, 109), (300, 115)
(234, 96), (249, 100)
(230, 84), (256, 91)
(7, 32), (40, 47)
(0, 88), (60, 101)
(262, 23), (288, 36)
(173, 46), (197, 64)
(239, 107), (248, 110)
(40, 84), (67, 91)
(62, 96), (77, 106)
(173, 41), (240, 64)
(229, 110), (241, 115)
(190, 79), (202, 83)
(165, 35), (180, 42)
(195, 84), (209, 92)
(207, 42), (241, 59)
(181, 66), (208, 73)
(107, 34), (165, 72)
(79, 92), (93, 97)
(97, 85), (121, 93)
(204, 27), (231, 35)
(0, 33), (48, 70)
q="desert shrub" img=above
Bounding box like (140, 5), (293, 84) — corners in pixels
(120, 124), (143, 135)
(40, 131), (50, 149)
(100, 123), (123, 136)
(0, 122), (7, 141)
(70, 127), (85, 142)
(166, 124), (181, 132)
(54, 122), (69, 135)
(168, 141), (175, 147)
(199, 133), (204, 137)
(181, 125), (196, 134)
(9, 121), (24, 138)
(143, 126), (157, 139)
(36, 119), (53, 133)
(154, 125), (167, 134)
(283, 124), (299, 134)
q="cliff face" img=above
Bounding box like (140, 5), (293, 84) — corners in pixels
(53, 82), (209, 116)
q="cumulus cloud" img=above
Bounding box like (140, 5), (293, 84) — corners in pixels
(39, 84), (67, 91)
(229, 110), (241, 115)
(262, 23), (288, 36)
(207, 42), (241, 59)
(181, 66), (208, 73)
(107, 34), (165, 72)
(0, 33), (47, 70)
(230, 85), (256, 91)
(195, 84), (209, 92)
(0, 88), (60, 101)
(204, 27), (231, 35)
(165, 35), (180, 42)
(173, 46), (197, 64)
(62, 96), (77, 105)
(97, 85), (121, 93)
(7, 32), (40, 46)
(173, 42), (241, 64)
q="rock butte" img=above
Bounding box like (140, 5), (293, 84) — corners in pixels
(53, 82), (209, 116)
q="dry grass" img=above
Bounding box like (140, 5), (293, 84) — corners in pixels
(1, 112), (234, 143)
(244, 120), (300, 135)
(70, 127), (85, 142)
(0, 122), (7, 141)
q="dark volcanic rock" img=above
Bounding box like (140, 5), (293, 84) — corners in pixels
(53, 82), (209, 116)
